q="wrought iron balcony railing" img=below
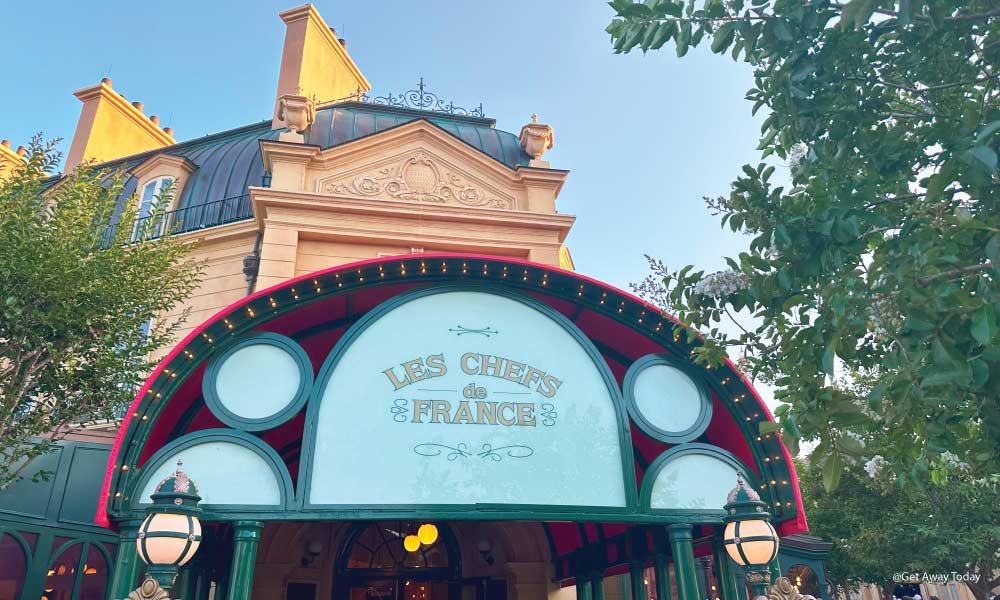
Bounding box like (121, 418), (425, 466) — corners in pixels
(103, 193), (253, 245)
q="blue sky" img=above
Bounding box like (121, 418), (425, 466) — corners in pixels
(1, 0), (767, 294)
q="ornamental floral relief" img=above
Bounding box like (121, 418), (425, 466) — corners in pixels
(320, 152), (514, 209)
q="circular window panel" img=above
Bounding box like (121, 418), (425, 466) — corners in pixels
(203, 333), (312, 431)
(623, 354), (712, 443)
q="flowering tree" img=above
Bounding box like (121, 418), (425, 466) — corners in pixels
(0, 139), (201, 488)
(609, 0), (1000, 488)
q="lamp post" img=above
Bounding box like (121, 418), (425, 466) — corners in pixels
(128, 460), (203, 599)
(722, 473), (779, 600)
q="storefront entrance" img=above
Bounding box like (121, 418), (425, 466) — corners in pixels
(337, 522), (505, 600)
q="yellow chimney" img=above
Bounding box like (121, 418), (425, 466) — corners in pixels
(271, 4), (371, 130)
(64, 78), (175, 172)
(0, 140), (26, 179)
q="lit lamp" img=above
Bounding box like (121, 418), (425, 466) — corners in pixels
(133, 460), (203, 597)
(722, 473), (778, 600)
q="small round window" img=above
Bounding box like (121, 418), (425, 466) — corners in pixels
(623, 354), (712, 443)
(203, 333), (312, 431)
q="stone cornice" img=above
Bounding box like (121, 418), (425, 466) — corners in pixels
(248, 186), (576, 242)
(278, 4), (371, 92)
(259, 140), (321, 170)
(310, 119), (570, 195)
(73, 81), (175, 146)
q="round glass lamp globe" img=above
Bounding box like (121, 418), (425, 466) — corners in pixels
(137, 512), (202, 566)
(723, 519), (778, 567)
(403, 535), (421, 552)
(417, 524), (439, 545)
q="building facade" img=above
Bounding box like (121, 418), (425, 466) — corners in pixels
(0, 6), (834, 600)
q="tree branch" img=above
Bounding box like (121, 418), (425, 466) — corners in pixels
(917, 262), (995, 287)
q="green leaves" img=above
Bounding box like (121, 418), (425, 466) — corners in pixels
(822, 453), (844, 492)
(971, 304), (998, 345)
(0, 137), (203, 489)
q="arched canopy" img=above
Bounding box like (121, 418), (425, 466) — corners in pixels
(98, 253), (806, 546)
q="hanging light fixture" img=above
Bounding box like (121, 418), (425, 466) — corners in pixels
(135, 460), (203, 593)
(417, 523), (438, 545)
(722, 473), (779, 600)
(403, 535), (421, 552)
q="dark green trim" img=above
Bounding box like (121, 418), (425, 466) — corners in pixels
(127, 429), (293, 513)
(623, 354), (713, 444)
(227, 521), (263, 600)
(109, 521), (143, 600)
(297, 283), (639, 513)
(653, 554), (672, 600)
(668, 524), (699, 600)
(202, 332), (313, 432)
(640, 443), (754, 514)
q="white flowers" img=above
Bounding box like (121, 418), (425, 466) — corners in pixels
(845, 431), (866, 448)
(787, 143), (808, 170)
(692, 270), (751, 298)
(940, 451), (969, 471)
(864, 454), (887, 479)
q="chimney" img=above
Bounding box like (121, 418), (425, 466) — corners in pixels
(0, 139), (27, 178)
(64, 78), (176, 172)
(271, 4), (371, 130)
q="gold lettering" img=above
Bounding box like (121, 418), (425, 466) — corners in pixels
(477, 401), (497, 425)
(403, 358), (428, 383)
(412, 399), (431, 423)
(502, 360), (526, 383)
(480, 354), (503, 377)
(521, 366), (545, 389)
(461, 352), (480, 375)
(383, 367), (410, 391)
(538, 374), (563, 398)
(453, 401), (475, 424)
(517, 403), (536, 426)
(425, 353), (447, 377)
(497, 402), (517, 426)
(431, 400), (452, 424)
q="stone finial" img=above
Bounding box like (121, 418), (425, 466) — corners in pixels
(519, 114), (554, 167)
(277, 93), (316, 142)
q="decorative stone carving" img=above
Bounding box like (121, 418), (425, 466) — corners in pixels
(320, 152), (513, 209)
(121, 576), (170, 600)
(518, 114), (554, 160)
(765, 577), (817, 600)
(278, 93), (315, 135)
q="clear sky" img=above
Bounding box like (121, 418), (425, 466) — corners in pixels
(1, 0), (766, 308)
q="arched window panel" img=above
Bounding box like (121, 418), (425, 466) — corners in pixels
(344, 522), (451, 572)
(641, 444), (753, 512)
(0, 532), (28, 600)
(44, 542), (84, 600)
(132, 430), (293, 510)
(79, 543), (110, 600)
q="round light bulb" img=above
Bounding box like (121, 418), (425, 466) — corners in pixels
(418, 523), (439, 545)
(403, 535), (421, 552)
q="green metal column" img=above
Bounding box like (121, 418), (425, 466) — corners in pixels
(226, 520), (263, 600)
(653, 554), (672, 600)
(668, 524), (699, 600)
(631, 562), (648, 600)
(591, 575), (606, 600)
(734, 567), (748, 600)
(712, 539), (739, 600)
(108, 520), (143, 600)
(577, 575), (594, 600)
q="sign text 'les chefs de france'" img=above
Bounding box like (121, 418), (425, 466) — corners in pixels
(382, 352), (561, 427)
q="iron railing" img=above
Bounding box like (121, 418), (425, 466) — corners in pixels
(316, 78), (486, 118)
(103, 193), (253, 245)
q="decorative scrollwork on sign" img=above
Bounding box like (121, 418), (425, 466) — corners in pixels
(540, 403), (558, 426)
(391, 399), (409, 423)
(478, 444), (534, 461)
(448, 325), (499, 337)
(414, 443), (472, 460)
(414, 442), (534, 461)
(320, 152), (513, 209)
